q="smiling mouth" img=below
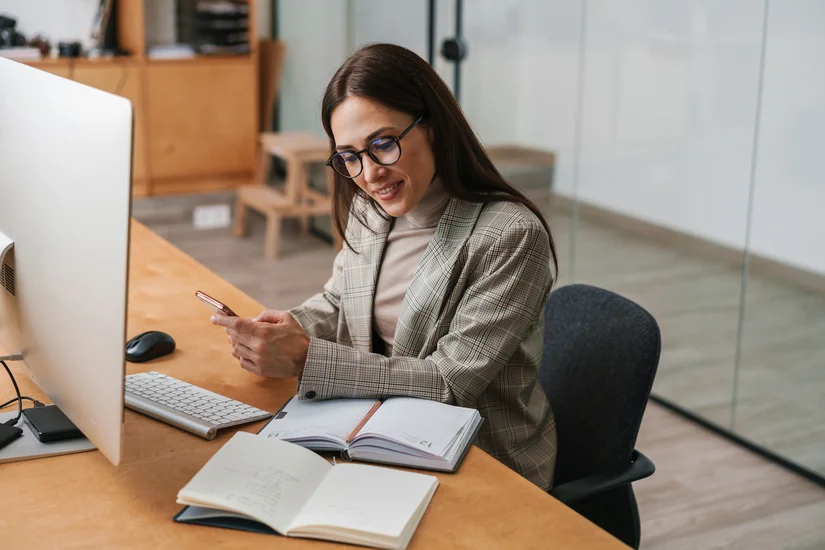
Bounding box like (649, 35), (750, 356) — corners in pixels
(374, 181), (402, 197)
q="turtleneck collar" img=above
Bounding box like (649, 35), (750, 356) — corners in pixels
(398, 178), (450, 230)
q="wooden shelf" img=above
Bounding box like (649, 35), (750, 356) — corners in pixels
(25, 57), (139, 68)
(145, 54), (255, 66)
(22, 1), (259, 198)
(26, 54), (252, 68)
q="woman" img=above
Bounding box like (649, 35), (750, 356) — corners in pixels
(213, 43), (559, 490)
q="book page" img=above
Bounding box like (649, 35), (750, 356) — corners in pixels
(356, 397), (476, 458)
(288, 463), (438, 543)
(258, 397), (378, 446)
(176, 431), (332, 534)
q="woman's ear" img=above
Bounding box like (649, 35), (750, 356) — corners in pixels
(427, 125), (435, 145)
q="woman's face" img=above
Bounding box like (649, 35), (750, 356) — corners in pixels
(330, 96), (436, 218)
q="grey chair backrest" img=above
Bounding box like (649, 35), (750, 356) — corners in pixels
(539, 283), (661, 486)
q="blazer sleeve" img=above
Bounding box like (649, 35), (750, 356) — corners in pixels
(296, 219), (552, 406)
(287, 246), (345, 342)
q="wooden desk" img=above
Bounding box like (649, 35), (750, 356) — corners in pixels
(2, 221), (625, 549)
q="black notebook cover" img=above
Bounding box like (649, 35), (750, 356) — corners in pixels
(173, 507), (278, 535)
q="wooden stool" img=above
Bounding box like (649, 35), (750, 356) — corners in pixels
(235, 186), (339, 259)
(235, 132), (342, 259)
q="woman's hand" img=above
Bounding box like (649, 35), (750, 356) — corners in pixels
(211, 310), (310, 379)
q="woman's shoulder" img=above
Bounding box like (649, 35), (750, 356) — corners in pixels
(473, 199), (547, 239)
(456, 198), (551, 267)
(461, 198), (552, 285)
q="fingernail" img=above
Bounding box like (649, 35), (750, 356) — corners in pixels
(210, 316), (216, 323)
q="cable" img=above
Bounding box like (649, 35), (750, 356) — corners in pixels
(1, 360), (22, 427)
(0, 396), (43, 410)
(113, 58), (129, 96)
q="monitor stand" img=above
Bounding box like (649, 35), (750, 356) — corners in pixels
(0, 410), (95, 464)
(0, 356), (96, 463)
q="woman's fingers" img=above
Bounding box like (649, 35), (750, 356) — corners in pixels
(211, 315), (258, 334)
(239, 357), (261, 375)
(233, 342), (258, 362)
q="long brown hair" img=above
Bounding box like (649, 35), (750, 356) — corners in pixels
(321, 43), (558, 277)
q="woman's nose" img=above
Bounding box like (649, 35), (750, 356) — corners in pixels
(361, 155), (386, 183)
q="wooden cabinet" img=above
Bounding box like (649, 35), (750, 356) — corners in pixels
(73, 63), (148, 185)
(26, 55), (259, 197)
(33, 61), (71, 79)
(146, 59), (257, 181)
(21, 0), (258, 197)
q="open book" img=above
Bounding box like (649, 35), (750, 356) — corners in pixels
(175, 431), (438, 550)
(258, 396), (483, 472)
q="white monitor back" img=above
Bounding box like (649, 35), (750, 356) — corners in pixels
(0, 58), (132, 466)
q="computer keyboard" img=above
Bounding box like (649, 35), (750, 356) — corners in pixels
(124, 371), (272, 440)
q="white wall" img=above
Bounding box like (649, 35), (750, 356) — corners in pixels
(575, 0), (764, 253)
(276, 0), (348, 135)
(457, 0), (825, 277)
(750, 1), (825, 276)
(349, 0), (428, 57)
(459, 0), (584, 197)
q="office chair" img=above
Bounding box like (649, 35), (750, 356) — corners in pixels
(539, 284), (660, 549)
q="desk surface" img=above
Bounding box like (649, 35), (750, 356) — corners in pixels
(2, 221), (626, 549)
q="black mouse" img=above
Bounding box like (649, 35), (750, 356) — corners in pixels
(125, 331), (176, 363)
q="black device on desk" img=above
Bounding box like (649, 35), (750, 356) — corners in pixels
(125, 331), (176, 363)
(22, 405), (84, 442)
(0, 423), (22, 450)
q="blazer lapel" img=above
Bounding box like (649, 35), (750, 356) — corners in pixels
(393, 197), (484, 357)
(343, 203), (391, 352)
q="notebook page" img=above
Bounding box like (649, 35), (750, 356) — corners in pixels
(288, 463), (438, 545)
(357, 397), (476, 458)
(176, 432), (332, 534)
(259, 397), (378, 446)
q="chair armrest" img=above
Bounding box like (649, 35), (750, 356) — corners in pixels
(549, 450), (655, 505)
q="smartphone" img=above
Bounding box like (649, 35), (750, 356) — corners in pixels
(195, 290), (238, 317)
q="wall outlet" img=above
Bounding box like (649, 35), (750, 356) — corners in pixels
(193, 204), (232, 230)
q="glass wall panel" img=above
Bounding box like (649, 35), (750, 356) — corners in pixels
(273, 0), (825, 484)
(571, 0), (765, 428)
(735, 0), (825, 477)
(448, 0), (584, 286)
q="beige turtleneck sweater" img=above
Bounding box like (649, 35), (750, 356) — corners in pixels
(373, 180), (450, 355)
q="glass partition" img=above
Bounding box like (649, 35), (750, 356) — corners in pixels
(735, 0), (825, 477)
(456, 0), (583, 286)
(274, 0), (824, 483)
(570, 0), (765, 428)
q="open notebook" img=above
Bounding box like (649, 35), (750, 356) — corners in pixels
(258, 396), (483, 472)
(175, 431), (438, 550)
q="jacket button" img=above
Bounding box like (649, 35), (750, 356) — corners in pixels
(304, 391), (317, 399)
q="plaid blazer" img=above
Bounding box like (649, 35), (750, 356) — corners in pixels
(289, 195), (557, 490)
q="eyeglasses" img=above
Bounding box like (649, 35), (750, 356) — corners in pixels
(326, 115), (423, 179)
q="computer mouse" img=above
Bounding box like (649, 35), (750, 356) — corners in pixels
(125, 331), (176, 363)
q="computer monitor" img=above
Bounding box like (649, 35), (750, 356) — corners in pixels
(0, 58), (133, 465)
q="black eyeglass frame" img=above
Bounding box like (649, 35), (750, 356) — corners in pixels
(325, 115), (424, 179)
